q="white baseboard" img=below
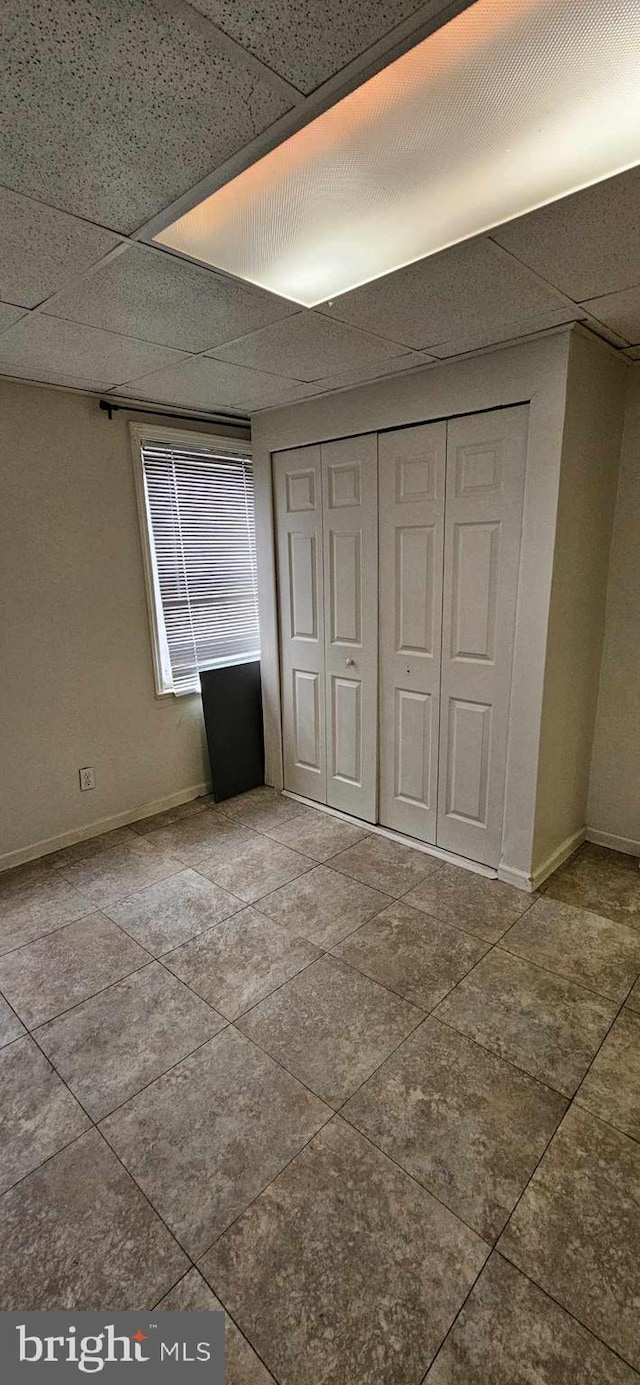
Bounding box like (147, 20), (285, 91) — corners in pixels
(281, 791), (496, 878)
(496, 863), (535, 892)
(586, 826), (640, 857)
(0, 781), (212, 874)
(499, 826), (587, 893)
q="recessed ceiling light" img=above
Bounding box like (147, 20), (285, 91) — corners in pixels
(154, 0), (640, 308)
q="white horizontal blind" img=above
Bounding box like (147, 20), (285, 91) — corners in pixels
(141, 439), (259, 695)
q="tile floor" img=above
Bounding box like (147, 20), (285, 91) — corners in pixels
(1, 789), (639, 1383)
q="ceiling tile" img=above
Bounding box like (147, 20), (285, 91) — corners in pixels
(491, 167), (640, 302)
(116, 355), (313, 412)
(186, 0), (440, 95)
(309, 349), (435, 394)
(45, 249), (300, 357)
(321, 239), (571, 349)
(209, 310), (410, 380)
(0, 188), (121, 309)
(0, 364), (111, 391)
(0, 0), (290, 233)
(580, 286), (640, 345)
(44, 246), (297, 352)
(0, 303), (27, 332)
(428, 307), (581, 359)
(0, 316), (189, 387)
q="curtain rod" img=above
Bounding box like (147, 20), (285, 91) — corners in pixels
(99, 399), (250, 429)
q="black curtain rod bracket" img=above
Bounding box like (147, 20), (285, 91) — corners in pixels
(99, 399), (249, 429)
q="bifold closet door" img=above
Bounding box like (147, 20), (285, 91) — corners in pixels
(322, 434), (378, 821)
(378, 422), (446, 840)
(273, 445), (326, 803)
(437, 405), (528, 866)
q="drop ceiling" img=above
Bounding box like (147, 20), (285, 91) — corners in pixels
(1, 0), (639, 421)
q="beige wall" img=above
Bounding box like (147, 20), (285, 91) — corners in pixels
(532, 332), (627, 875)
(587, 363), (640, 853)
(0, 380), (249, 867)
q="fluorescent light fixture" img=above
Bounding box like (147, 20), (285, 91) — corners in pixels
(154, 0), (640, 307)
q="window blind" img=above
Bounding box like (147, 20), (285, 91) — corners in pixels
(141, 439), (259, 695)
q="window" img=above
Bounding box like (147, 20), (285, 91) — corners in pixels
(132, 425), (259, 695)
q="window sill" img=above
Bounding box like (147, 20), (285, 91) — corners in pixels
(155, 652), (261, 698)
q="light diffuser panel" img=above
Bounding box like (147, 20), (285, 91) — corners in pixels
(154, 0), (640, 307)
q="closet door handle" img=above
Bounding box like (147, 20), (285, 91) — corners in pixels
(345, 657), (355, 666)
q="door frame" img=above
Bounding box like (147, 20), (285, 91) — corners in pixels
(252, 330), (575, 888)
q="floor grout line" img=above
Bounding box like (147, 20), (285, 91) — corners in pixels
(419, 962), (639, 1377)
(2, 793), (639, 1379)
(492, 1247), (640, 1378)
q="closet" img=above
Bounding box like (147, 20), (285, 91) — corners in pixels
(273, 404), (528, 867)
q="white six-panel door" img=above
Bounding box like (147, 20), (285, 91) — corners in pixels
(322, 434), (378, 821)
(273, 445), (326, 803)
(273, 407), (527, 864)
(437, 405), (528, 866)
(378, 422), (446, 840)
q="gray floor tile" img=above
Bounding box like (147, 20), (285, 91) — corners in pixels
(256, 864), (391, 948)
(219, 786), (282, 816)
(100, 1027), (329, 1258)
(332, 900), (488, 1009)
(330, 833), (439, 897)
(158, 1269), (276, 1383)
(104, 869), (242, 956)
(344, 1018), (566, 1239)
(502, 895), (640, 1001)
(435, 948), (616, 1096)
(220, 788), (305, 832)
(143, 812), (249, 867)
(199, 835), (312, 905)
(544, 843), (640, 931)
(46, 827), (142, 868)
(131, 796), (213, 835)
(404, 863), (535, 943)
(425, 1252), (639, 1384)
(576, 1009), (640, 1140)
(58, 839), (181, 909)
(0, 1036), (90, 1194)
(0, 874), (93, 956)
(261, 807), (369, 862)
(0, 994), (24, 1048)
(627, 976), (640, 1013)
(0, 858), (54, 896)
(236, 954), (423, 1107)
(164, 907), (320, 1020)
(157, 1267), (225, 1309)
(201, 1117), (488, 1385)
(0, 913), (149, 1028)
(36, 962), (225, 1120)
(499, 1105), (640, 1371)
(0, 1128), (188, 1310)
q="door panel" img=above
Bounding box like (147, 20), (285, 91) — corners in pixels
(329, 531), (362, 643)
(292, 670), (322, 773)
(450, 521), (499, 660)
(331, 676), (362, 784)
(445, 698), (492, 825)
(288, 531), (319, 639)
(274, 445), (326, 802)
(437, 405), (528, 866)
(322, 434), (378, 820)
(395, 689), (433, 806)
(378, 422), (446, 840)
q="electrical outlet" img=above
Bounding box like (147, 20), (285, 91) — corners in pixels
(79, 767), (96, 791)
